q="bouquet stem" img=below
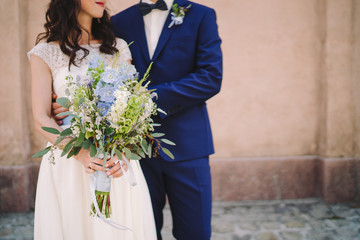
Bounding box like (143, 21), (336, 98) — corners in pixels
(91, 171), (112, 218)
(91, 190), (112, 218)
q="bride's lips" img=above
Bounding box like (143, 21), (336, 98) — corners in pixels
(95, 2), (105, 7)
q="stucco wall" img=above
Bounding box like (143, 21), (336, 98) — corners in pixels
(1, 0), (359, 162)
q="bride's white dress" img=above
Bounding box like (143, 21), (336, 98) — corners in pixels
(28, 39), (157, 240)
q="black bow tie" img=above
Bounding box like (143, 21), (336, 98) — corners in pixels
(140, 0), (168, 16)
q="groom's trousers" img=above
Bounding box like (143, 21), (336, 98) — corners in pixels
(140, 155), (212, 240)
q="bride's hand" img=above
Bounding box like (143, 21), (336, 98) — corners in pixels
(73, 149), (109, 174)
(106, 154), (128, 178)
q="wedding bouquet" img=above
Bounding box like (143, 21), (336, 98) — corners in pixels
(33, 50), (174, 218)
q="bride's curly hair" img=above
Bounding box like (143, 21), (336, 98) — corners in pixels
(36, 0), (118, 68)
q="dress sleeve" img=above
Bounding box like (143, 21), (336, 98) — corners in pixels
(115, 38), (132, 63)
(27, 43), (52, 68)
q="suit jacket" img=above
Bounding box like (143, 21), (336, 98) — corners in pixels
(111, 0), (223, 161)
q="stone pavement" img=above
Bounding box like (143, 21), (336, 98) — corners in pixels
(1, 199), (360, 240)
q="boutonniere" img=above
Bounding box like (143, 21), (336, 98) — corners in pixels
(168, 3), (192, 28)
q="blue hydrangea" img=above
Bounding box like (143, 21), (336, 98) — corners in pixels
(101, 69), (121, 84)
(97, 102), (111, 116)
(118, 64), (138, 81)
(89, 54), (105, 69)
(94, 82), (116, 103)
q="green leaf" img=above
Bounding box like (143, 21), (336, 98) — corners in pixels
(147, 143), (152, 158)
(56, 111), (73, 117)
(80, 124), (86, 133)
(151, 133), (165, 138)
(73, 146), (81, 156)
(136, 148), (145, 158)
(157, 108), (167, 115)
(42, 127), (60, 135)
(115, 149), (123, 161)
(103, 152), (108, 170)
(61, 138), (76, 157)
(74, 132), (85, 147)
(162, 147), (174, 159)
(67, 150), (75, 159)
(150, 123), (161, 127)
(124, 148), (132, 160)
(54, 136), (65, 146)
(141, 139), (148, 155)
(32, 146), (51, 158)
(131, 153), (141, 160)
(60, 128), (72, 137)
(82, 139), (91, 150)
(161, 138), (176, 146)
(90, 144), (97, 157)
(85, 131), (92, 139)
(57, 97), (71, 109)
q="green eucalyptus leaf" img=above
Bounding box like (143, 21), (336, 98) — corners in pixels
(141, 139), (148, 155)
(131, 153), (141, 160)
(74, 132), (85, 147)
(67, 150), (75, 159)
(54, 136), (65, 146)
(60, 128), (72, 137)
(151, 133), (165, 138)
(115, 149), (123, 161)
(82, 139), (91, 150)
(161, 138), (176, 146)
(90, 144), (97, 157)
(42, 127), (60, 135)
(80, 124), (86, 133)
(68, 114), (80, 119)
(73, 146), (81, 156)
(124, 148), (132, 160)
(61, 138), (76, 157)
(162, 147), (174, 159)
(57, 97), (71, 109)
(138, 150), (145, 158)
(32, 146), (51, 158)
(103, 152), (108, 170)
(147, 143), (152, 158)
(56, 111), (73, 117)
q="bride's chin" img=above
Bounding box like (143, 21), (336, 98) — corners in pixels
(91, 12), (104, 19)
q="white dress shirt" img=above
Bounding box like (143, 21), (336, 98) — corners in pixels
(142, 0), (173, 59)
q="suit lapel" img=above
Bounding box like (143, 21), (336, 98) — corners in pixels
(133, 5), (151, 64)
(151, 0), (187, 62)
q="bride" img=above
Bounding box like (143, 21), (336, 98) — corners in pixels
(28, 0), (157, 239)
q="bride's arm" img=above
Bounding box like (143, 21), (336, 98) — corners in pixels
(30, 55), (105, 173)
(30, 55), (64, 143)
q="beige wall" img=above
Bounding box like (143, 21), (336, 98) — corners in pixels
(353, 0), (360, 157)
(1, 0), (359, 166)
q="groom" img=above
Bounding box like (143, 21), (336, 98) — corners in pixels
(54, 0), (222, 239)
(112, 0), (222, 239)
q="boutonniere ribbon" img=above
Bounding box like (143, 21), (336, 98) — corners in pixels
(168, 3), (192, 28)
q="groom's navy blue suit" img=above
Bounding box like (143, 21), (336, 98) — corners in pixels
(112, 0), (222, 239)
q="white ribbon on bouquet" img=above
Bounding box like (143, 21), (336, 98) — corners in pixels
(89, 153), (138, 238)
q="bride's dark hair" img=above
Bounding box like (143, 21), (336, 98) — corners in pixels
(36, 0), (118, 68)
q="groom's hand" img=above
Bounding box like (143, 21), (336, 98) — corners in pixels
(52, 93), (69, 125)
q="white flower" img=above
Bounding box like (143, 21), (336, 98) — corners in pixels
(71, 126), (80, 137)
(95, 130), (102, 140)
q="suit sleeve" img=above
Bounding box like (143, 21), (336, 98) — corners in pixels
(151, 8), (223, 118)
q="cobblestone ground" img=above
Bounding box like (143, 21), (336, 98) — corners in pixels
(1, 199), (360, 240)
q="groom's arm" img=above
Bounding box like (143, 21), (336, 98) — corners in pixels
(151, 8), (222, 118)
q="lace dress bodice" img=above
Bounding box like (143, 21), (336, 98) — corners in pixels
(27, 38), (132, 99)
